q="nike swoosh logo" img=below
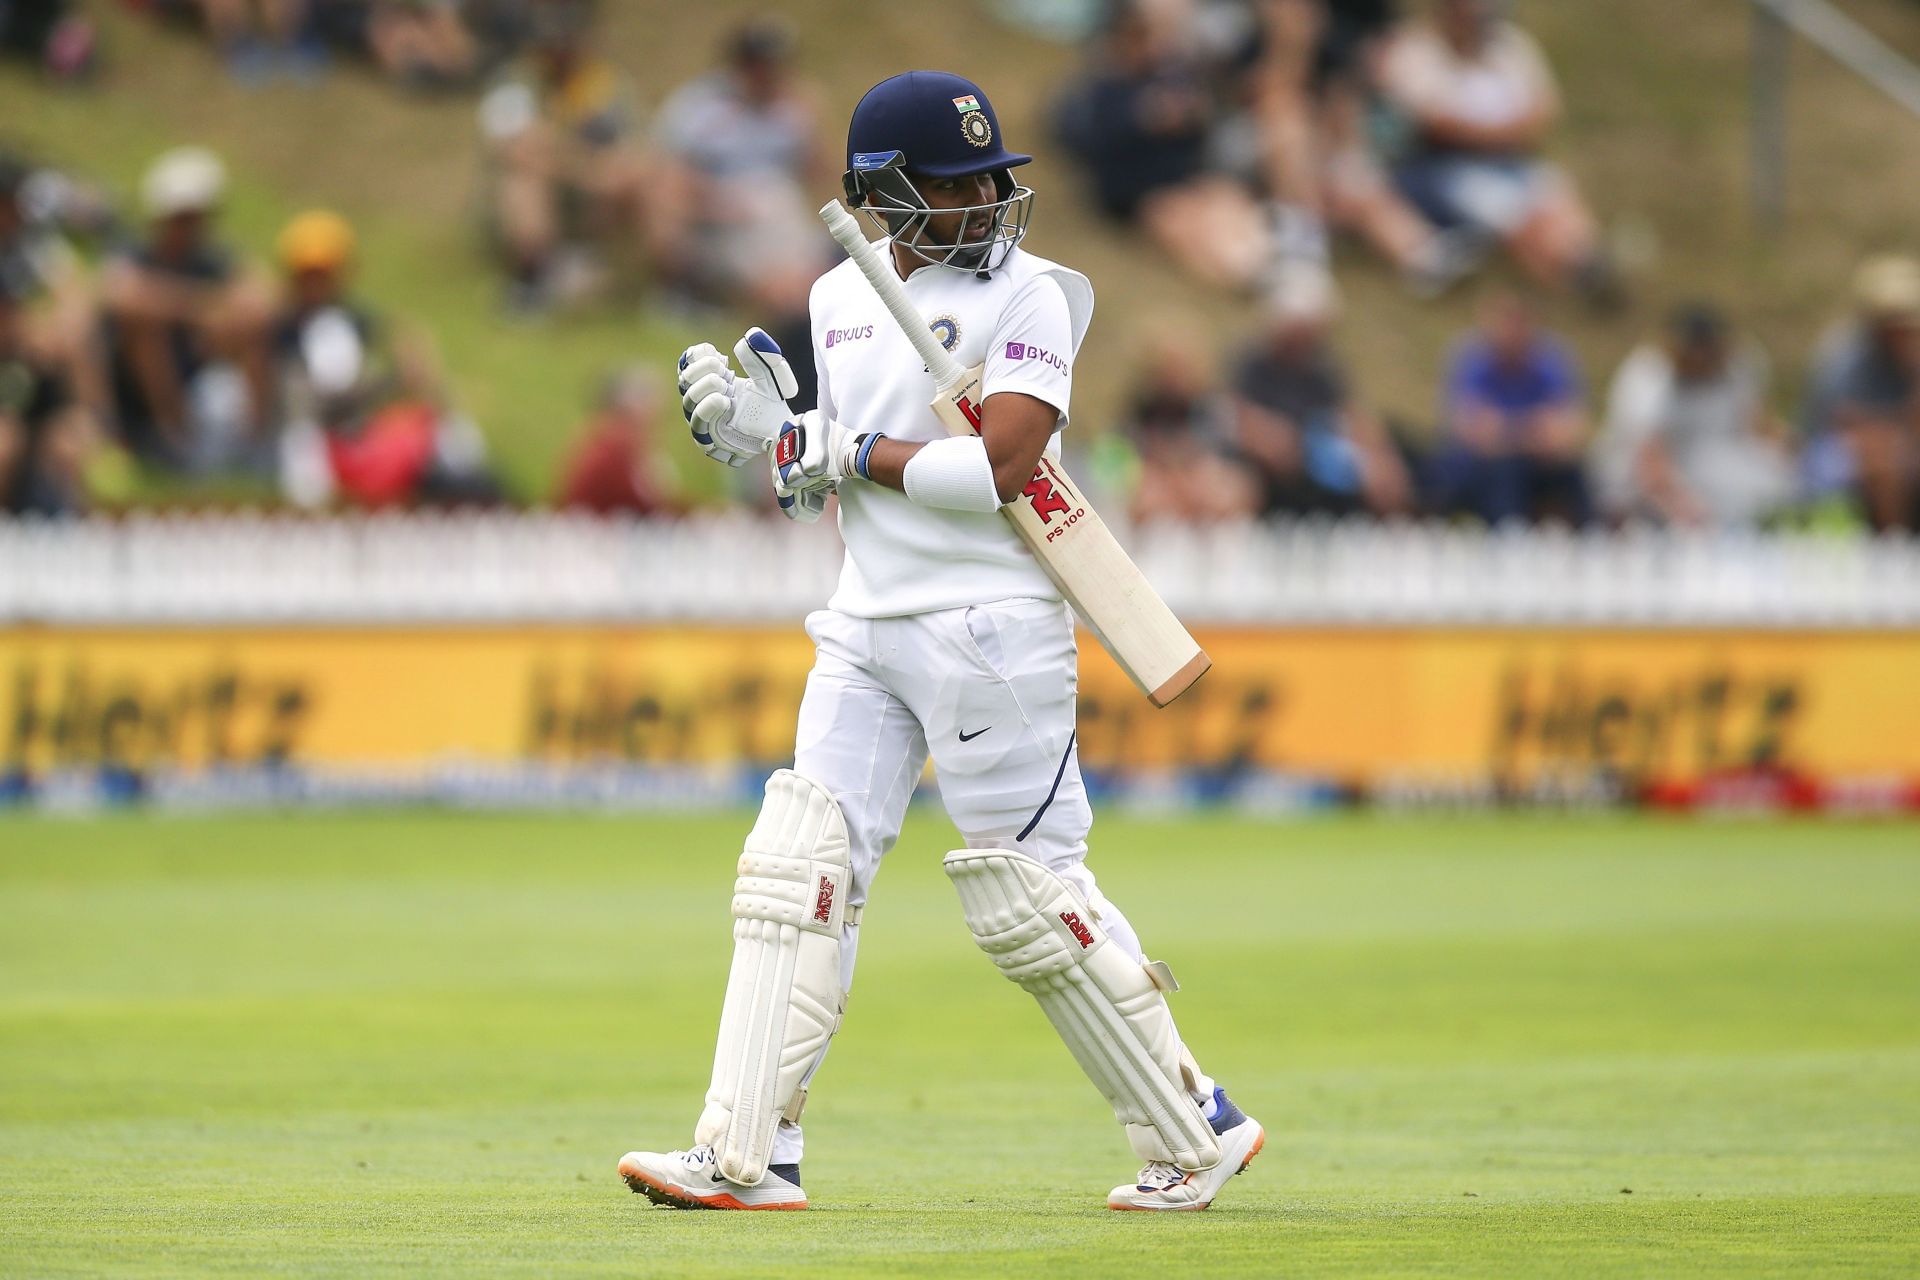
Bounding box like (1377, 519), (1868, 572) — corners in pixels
(958, 727), (990, 742)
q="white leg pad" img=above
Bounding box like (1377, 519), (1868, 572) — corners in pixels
(944, 848), (1221, 1171)
(693, 769), (853, 1186)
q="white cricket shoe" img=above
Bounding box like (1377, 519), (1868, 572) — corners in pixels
(1107, 1088), (1264, 1212)
(617, 1144), (807, 1211)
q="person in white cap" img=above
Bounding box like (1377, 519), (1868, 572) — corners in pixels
(101, 146), (274, 466)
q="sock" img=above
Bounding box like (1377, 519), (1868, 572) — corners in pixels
(1205, 1086), (1248, 1136)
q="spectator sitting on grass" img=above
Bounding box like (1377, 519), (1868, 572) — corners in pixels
(1119, 327), (1261, 524)
(0, 272), (94, 515)
(1055, 0), (1276, 292)
(1379, 0), (1615, 304)
(1430, 289), (1589, 525)
(0, 153), (112, 432)
(1228, 266), (1414, 517)
(554, 367), (683, 517)
(101, 147), (275, 470)
(365, 0), (478, 90)
(1801, 255), (1920, 533)
(650, 17), (829, 403)
(1593, 303), (1794, 529)
(1230, 0), (1478, 297)
(477, 1), (654, 316)
(193, 0), (323, 82)
(270, 209), (499, 509)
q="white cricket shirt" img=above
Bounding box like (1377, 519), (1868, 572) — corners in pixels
(810, 241), (1094, 617)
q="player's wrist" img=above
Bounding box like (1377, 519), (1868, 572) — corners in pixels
(852, 432), (883, 481)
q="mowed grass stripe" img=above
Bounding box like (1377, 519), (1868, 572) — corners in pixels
(2, 814), (1916, 1276)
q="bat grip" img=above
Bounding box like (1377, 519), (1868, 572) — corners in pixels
(818, 200), (967, 389)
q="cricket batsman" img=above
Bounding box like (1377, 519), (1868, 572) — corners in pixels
(617, 71), (1263, 1212)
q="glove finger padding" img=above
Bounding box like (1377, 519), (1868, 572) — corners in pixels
(677, 343), (721, 397)
(735, 327), (799, 404)
(775, 483), (829, 523)
(679, 361), (731, 421)
(691, 394), (753, 467)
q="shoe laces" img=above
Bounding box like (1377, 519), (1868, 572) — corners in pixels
(1133, 1160), (1189, 1192)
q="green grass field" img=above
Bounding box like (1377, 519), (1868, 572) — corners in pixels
(2, 812), (1917, 1277)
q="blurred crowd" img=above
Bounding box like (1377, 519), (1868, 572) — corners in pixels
(0, 144), (509, 514)
(3, 0), (1919, 534)
(1116, 261), (1920, 532)
(1079, 0), (1916, 532)
(2, 1), (829, 517)
(136, 0), (548, 90)
(1055, 0), (1614, 304)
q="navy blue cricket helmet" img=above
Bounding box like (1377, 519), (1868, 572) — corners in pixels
(841, 71), (1034, 275)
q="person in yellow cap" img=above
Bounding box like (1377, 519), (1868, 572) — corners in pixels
(278, 209), (356, 279)
(269, 209), (499, 510)
(272, 208), (414, 423)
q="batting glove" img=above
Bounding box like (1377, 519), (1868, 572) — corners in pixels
(772, 450), (830, 523)
(771, 410), (878, 496)
(677, 327), (798, 468)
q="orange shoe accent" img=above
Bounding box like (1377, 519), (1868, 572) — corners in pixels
(618, 1159), (808, 1212)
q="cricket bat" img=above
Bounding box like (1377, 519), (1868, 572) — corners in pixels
(818, 200), (1209, 708)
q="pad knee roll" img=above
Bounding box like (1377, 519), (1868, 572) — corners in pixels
(695, 769), (853, 1185)
(943, 848), (1220, 1171)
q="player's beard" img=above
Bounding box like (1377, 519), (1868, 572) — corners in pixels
(908, 208), (1002, 273)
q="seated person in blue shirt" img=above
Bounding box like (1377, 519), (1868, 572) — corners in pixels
(1429, 290), (1590, 524)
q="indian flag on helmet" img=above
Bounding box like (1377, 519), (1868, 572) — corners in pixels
(951, 93), (981, 113)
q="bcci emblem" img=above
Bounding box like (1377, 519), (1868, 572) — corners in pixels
(929, 314), (961, 352)
(960, 110), (992, 148)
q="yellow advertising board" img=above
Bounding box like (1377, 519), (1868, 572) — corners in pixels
(2, 624), (1916, 786)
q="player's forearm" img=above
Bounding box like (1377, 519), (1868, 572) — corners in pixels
(856, 427), (1045, 510)
(859, 435), (922, 494)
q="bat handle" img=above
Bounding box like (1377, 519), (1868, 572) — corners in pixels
(818, 200), (967, 388)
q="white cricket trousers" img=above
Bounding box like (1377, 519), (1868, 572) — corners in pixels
(764, 597), (1197, 1165)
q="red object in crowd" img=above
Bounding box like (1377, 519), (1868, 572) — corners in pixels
(326, 402), (438, 507)
(556, 415), (675, 516)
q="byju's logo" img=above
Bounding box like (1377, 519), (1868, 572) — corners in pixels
(824, 324), (874, 349)
(1005, 342), (1068, 374)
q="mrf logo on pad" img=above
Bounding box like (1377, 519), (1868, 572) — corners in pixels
(1058, 911), (1095, 949)
(813, 874), (837, 925)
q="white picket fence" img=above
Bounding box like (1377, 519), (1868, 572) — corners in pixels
(2, 511), (1918, 626)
